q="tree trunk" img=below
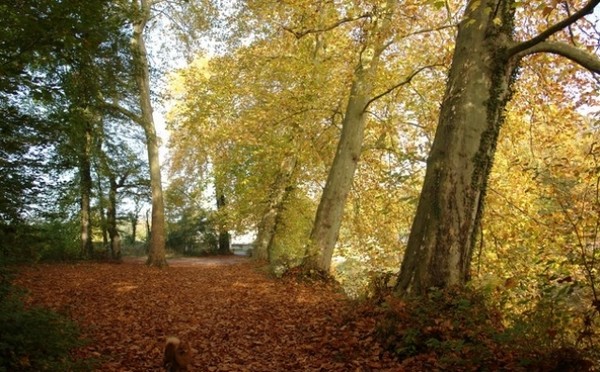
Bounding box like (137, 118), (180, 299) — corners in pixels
(254, 157), (297, 261)
(132, 0), (167, 267)
(395, 0), (600, 296)
(79, 124), (93, 258)
(305, 0), (395, 273)
(97, 177), (109, 252)
(395, 0), (519, 296)
(129, 212), (138, 244)
(107, 179), (121, 261)
(145, 208), (151, 250)
(216, 192), (231, 255)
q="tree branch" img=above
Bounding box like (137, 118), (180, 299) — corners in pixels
(508, 0), (600, 57)
(399, 24), (457, 39)
(99, 101), (143, 125)
(515, 40), (600, 73)
(364, 64), (445, 110)
(282, 14), (371, 39)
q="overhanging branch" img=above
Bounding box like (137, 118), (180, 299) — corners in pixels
(99, 101), (143, 125)
(515, 40), (600, 73)
(508, 0), (600, 57)
(282, 13), (370, 39)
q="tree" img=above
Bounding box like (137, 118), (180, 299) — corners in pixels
(166, 1), (450, 274)
(304, 0), (397, 272)
(253, 156), (298, 261)
(0, 0), (132, 259)
(130, 0), (168, 266)
(395, 0), (600, 296)
(104, 0), (213, 266)
(97, 130), (149, 260)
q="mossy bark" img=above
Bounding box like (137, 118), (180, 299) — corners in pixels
(396, 0), (519, 296)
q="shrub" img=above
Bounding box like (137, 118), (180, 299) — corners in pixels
(377, 286), (597, 371)
(377, 287), (505, 370)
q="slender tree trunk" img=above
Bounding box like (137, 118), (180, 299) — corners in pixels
(97, 178), (109, 252)
(132, 0), (167, 267)
(216, 192), (231, 255)
(254, 157), (297, 261)
(129, 212), (138, 244)
(145, 208), (151, 250)
(79, 125), (94, 258)
(265, 186), (294, 263)
(107, 179), (121, 260)
(395, 0), (519, 296)
(305, 0), (395, 272)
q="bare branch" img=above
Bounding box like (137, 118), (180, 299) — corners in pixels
(364, 64), (445, 110)
(398, 24), (457, 39)
(99, 101), (143, 125)
(515, 40), (600, 73)
(508, 0), (600, 57)
(282, 14), (371, 39)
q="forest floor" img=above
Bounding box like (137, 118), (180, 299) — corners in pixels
(15, 257), (403, 371)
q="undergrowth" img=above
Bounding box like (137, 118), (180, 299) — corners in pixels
(376, 287), (596, 371)
(0, 267), (92, 371)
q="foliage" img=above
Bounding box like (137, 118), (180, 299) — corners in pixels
(0, 267), (91, 371)
(166, 209), (219, 256)
(167, 0), (451, 274)
(36, 219), (82, 262)
(0, 219), (81, 263)
(267, 190), (315, 269)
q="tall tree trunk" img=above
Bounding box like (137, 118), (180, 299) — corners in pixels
(79, 124), (93, 258)
(145, 208), (151, 250)
(254, 157), (297, 261)
(97, 177), (109, 252)
(395, 0), (600, 296)
(305, 0), (395, 273)
(132, 0), (167, 267)
(395, 0), (522, 295)
(107, 178), (121, 260)
(129, 212), (138, 244)
(216, 191), (231, 255)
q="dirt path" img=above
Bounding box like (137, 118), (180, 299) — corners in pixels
(122, 255), (250, 267)
(15, 258), (399, 371)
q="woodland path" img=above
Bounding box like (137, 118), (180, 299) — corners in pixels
(15, 257), (401, 371)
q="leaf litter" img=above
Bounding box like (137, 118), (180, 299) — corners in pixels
(15, 257), (400, 371)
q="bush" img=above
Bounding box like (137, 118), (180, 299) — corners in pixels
(377, 287), (505, 369)
(376, 287), (596, 371)
(0, 219), (81, 263)
(0, 268), (91, 371)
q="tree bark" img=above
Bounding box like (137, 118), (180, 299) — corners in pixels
(79, 124), (94, 258)
(131, 0), (168, 267)
(97, 178), (109, 252)
(305, 0), (395, 273)
(395, 0), (600, 296)
(107, 178), (121, 260)
(129, 212), (138, 244)
(254, 157), (297, 261)
(216, 191), (231, 255)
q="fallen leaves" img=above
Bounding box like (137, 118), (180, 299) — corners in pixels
(15, 257), (399, 371)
